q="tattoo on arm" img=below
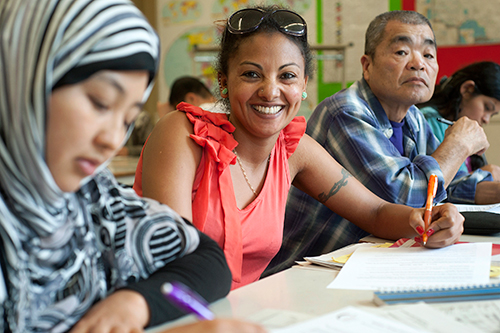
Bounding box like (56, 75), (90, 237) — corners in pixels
(317, 168), (352, 203)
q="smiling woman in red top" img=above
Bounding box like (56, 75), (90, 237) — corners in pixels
(134, 5), (464, 290)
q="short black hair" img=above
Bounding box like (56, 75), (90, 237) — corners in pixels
(365, 10), (435, 59)
(168, 76), (213, 107)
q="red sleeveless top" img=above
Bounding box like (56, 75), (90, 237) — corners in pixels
(134, 103), (306, 289)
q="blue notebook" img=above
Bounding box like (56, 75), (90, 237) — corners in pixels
(373, 284), (500, 305)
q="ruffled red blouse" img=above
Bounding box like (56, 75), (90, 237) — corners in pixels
(134, 102), (306, 289)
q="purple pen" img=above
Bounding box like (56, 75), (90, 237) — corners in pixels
(161, 281), (214, 320)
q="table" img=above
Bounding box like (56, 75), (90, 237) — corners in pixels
(150, 233), (500, 332)
(108, 155), (139, 185)
(149, 267), (357, 332)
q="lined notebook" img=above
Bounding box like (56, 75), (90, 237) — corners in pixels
(374, 283), (500, 305)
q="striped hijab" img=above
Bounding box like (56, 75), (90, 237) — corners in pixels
(0, 0), (199, 331)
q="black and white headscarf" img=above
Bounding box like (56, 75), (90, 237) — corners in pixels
(0, 1), (199, 331)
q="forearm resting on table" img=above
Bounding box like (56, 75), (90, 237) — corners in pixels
(480, 164), (500, 181)
(475, 181), (500, 205)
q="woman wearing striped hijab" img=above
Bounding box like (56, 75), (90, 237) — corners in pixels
(0, 0), (248, 332)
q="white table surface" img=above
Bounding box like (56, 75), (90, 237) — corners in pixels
(149, 266), (371, 332)
(149, 233), (500, 332)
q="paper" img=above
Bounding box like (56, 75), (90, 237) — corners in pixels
(432, 300), (500, 333)
(293, 262), (339, 273)
(245, 309), (314, 330)
(303, 242), (393, 269)
(452, 203), (500, 214)
(270, 306), (429, 333)
(363, 303), (482, 333)
(327, 242), (492, 290)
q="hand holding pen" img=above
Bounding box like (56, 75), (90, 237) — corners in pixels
(438, 116), (489, 156)
(160, 282), (267, 332)
(162, 281), (214, 320)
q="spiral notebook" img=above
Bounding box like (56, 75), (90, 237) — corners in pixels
(373, 283), (500, 305)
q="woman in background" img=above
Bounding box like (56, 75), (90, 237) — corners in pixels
(0, 1), (264, 332)
(419, 61), (500, 180)
(135, 5), (464, 290)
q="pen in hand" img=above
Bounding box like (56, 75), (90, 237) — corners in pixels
(161, 281), (214, 320)
(437, 118), (454, 126)
(422, 174), (438, 246)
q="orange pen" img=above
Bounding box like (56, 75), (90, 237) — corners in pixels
(422, 174), (438, 245)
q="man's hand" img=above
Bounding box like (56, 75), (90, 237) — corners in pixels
(444, 117), (489, 156)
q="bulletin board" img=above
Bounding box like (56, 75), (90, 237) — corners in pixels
(407, 0), (500, 82)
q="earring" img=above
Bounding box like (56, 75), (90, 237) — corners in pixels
(222, 87), (228, 95)
(302, 91), (308, 99)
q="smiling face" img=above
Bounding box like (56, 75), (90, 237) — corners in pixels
(361, 20), (438, 120)
(219, 32), (308, 139)
(46, 70), (148, 192)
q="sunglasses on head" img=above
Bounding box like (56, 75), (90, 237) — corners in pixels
(227, 8), (307, 37)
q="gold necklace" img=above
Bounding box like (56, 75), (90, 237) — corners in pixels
(233, 149), (270, 197)
(233, 149), (258, 196)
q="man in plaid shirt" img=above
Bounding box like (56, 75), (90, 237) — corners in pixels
(265, 10), (497, 276)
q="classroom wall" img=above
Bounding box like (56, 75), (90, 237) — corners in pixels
(130, 0), (159, 119)
(484, 119), (500, 166)
(149, 0), (500, 164)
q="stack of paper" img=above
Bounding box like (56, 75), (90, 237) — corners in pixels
(303, 242), (393, 269)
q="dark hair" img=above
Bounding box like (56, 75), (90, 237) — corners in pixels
(365, 10), (435, 59)
(168, 76), (213, 106)
(216, 5), (314, 79)
(418, 61), (500, 120)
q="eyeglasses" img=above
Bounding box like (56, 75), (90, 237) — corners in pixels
(227, 8), (307, 37)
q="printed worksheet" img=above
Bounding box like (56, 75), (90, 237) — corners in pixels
(270, 306), (429, 333)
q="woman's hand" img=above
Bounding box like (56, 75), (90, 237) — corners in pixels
(69, 290), (267, 333)
(160, 319), (267, 333)
(409, 203), (464, 248)
(70, 290), (149, 333)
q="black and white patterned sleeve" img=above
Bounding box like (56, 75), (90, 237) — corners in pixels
(80, 170), (200, 283)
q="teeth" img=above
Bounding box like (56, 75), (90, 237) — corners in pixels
(254, 105), (282, 114)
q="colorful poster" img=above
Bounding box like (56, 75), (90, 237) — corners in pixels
(416, 0), (500, 45)
(161, 1), (203, 24)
